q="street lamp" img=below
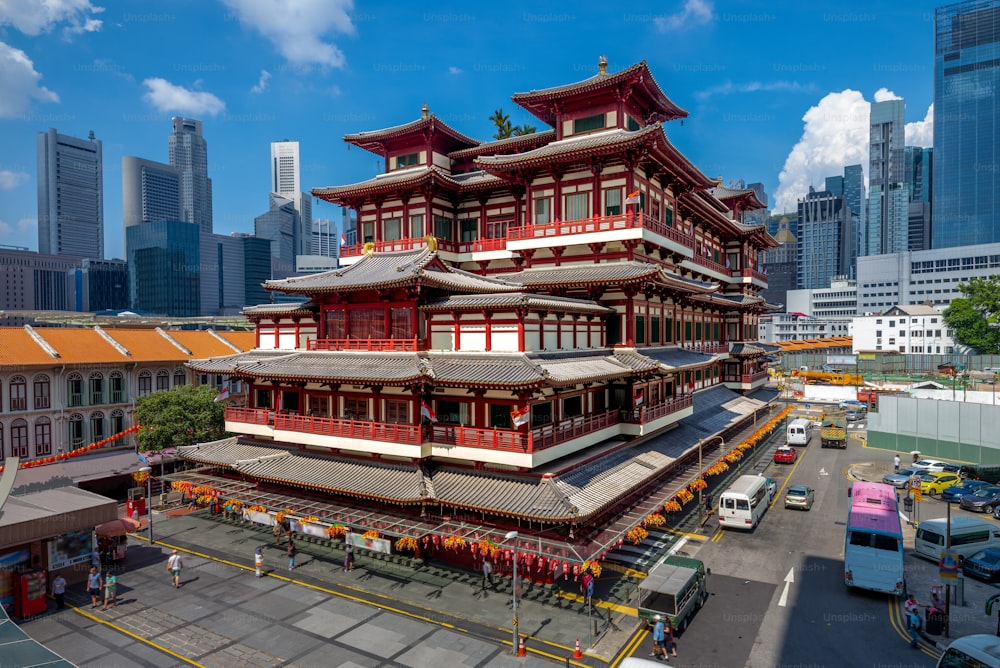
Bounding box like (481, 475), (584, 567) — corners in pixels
(698, 436), (725, 520)
(139, 466), (153, 544)
(505, 530), (519, 653)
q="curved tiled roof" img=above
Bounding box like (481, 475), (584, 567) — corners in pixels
(312, 166), (462, 203)
(239, 352), (427, 383)
(242, 302), (315, 316)
(185, 349), (294, 374)
(420, 292), (612, 314)
(533, 352), (634, 384)
(343, 115), (479, 156)
(507, 261), (661, 287)
(425, 353), (546, 387)
(638, 346), (718, 369)
(475, 125), (661, 172)
(447, 130), (557, 159)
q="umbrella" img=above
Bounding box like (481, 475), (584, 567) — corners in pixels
(95, 517), (140, 536)
(911, 450), (921, 455)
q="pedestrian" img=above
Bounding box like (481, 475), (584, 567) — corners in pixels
(166, 549), (183, 588)
(287, 540), (296, 570)
(931, 585), (944, 610)
(582, 570), (595, 606)
(254, 546), (264, 577)
(344, 541), (355, 571)
(650, 614), (666, 659)
(101, 572), (117, 610)
(481, 558), (494, 590)
(663, 618), (678, 658)
(51, 572), (67, 609)
(272, 522), (282, 546)
(91, 548), (101, 569)
(894, 454), (901, 473)
(87, 567), (102, 608)
(904, 594), (922, 629)
(908, 608), (923, 648)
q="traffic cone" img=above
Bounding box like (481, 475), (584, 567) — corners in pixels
(573, 638), (583, 659)
(517, 635), (526, 657)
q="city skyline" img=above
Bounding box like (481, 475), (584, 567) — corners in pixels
(0, 1), (942, 258)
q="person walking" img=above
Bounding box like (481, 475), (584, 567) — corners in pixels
(344, 542), (355, 571)
(101, 572), (117, 610)
(662, 618), (679, 659)
(581, 570), (594, 606)
(87, 567), (102, 608)
(908, 608), (923, 648)
(894, 454), (901, 473)
(650, 614), (666, 659)
(272, 522), (283, 546)
(481, 558), (494, 591)
(904, 594), (922, 629)
(287, 540), (297, 570)
(167, 549), (183, 588)
(51, 573), (67, 609)
(254, 546), (264, 578)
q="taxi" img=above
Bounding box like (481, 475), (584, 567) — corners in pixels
(919, 471), (962, 496)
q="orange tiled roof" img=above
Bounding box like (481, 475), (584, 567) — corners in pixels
(0, 327), (63, 365)
(97, 328), (192, 362)
(167, 330), (245, 358)
(30, 328), (129, 363)
(214, 331), (256, 351)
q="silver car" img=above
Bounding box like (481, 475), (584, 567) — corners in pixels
(883, 466), (922, 489)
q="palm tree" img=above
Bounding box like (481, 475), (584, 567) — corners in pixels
(489, 108), (514, 140)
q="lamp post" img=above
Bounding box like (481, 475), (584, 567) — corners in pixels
(139, 466), (153, 544)
(698, 436), (725, 521)
(505, 530), (519, 653)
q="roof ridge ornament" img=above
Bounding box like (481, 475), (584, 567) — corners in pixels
(423, 235), (438, 252)
(363, 242), (375, 255)
(598, 55), (608, 74)
(421, 102), (429, 119)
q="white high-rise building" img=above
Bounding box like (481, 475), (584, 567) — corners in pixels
(121, 156), (182, 228)
(270, 140), (312, 256)
(37, 129), (104, 258)
(169, 117), (213, 234)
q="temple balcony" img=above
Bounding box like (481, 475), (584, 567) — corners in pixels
(307, 338), (423, 352)
(680, 342), (730, 355)
(618, 395), (694, 436)
(728, 267), (768, 288)
(721, 370), (769, 392)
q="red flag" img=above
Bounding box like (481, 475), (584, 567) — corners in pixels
(510, 405), (529, 427)
(624, 190), (640, 205)
(420, 400), (437, 422)
(214, 386), (230, 402)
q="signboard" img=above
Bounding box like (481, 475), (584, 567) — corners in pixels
(913, 490), (923, 502)
(910, 475), (923, 491)
(346, 532), (391, 555)
(47, 529), (93, 570)
(940, 551), (960, 579)
(290, 519), (328, 539)
(827, 355), (858, 366)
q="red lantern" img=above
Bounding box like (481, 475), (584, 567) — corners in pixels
(536, 556), (545, 572)
(563, 561), (571, 580)
(470, 542), (478, 555)
(432, 535), (440, 548)
(503, 549), (511, 561)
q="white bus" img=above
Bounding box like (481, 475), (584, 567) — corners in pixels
(937, 634), (1000, 668)
(718, 475), (770, 530)
(914, 517), (1000, 561)
(786, 419), (811, 446)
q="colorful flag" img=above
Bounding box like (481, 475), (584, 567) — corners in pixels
(213, 386), (230, 402)
(634, 389), (644, 406)
(624, 189), (641, 205)
(762, 265), (768, 275)
(340, 232), (347, 244)
(420, 400), (437, 422)
(705, 246), (712, 258)
(748, 255), (755, 267)
(725, 256), (731, 268)
(510, 405), (530, 428)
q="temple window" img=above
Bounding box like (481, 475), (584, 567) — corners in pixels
(362, 221), (374, 243)
(627, 116), (641, 131)
(255, 389), (272, 409)
(460, 219), (478, 242)
(563, 395), (583, 418)
(390, 308), (412, 339)
(603, 188), (621, 216)
(393, 152), (420, 169)
(573, 113), (605, 134)
(533, 198), (551, 225)
(565, 192), (589, 221)
(349, 308), (385, 339)
(383, 217), (402, 241)
(325, 310), (345, 339)
(635, 315), (646, 344)
(436, 400), (469, 425)
(490, 404), (512, 429)
(385, 400), (408, 424)
(344, 398), (368, 421)
(409, 214), (424, 238)
(532, 402), (552, 426)
(434, 215), (452, 240)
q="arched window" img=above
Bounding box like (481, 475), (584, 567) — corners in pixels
(110, 409), (125, 436)
(90, 411), (106, 442)
(89, 372), (104, 405)
(110, 371), (124, 403)
(68, 413), (85, 448)
(9, 375), (26, 411)
(156, 369), (170, 392)
(34, 417), (51, 456)
(138, 370), (152, 397)
(173, 369), (186, 387)
(10, 419), (28, 457)
(68, 372), (84, 406)
(33, 374), (50, 409)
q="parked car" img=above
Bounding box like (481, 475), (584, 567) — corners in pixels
(941, 480), (991, 503)
(774, 446), (797, 464)
(845, 408), (866, 422)
(784, 485), (815, 510)
(919, 471), (962, 496)
(960, 486), (1000, 513)
(883, 466), (922, 489)
(912, 459), (951, 473)
(962, 548), (1000, 582)
(839, 399), (867, 411)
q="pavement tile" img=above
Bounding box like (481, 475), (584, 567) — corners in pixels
(289, 600), (378, 638)
(235, 624), (325, 661)
(337, 610), (436, 658)
(394, 627), (503, 667)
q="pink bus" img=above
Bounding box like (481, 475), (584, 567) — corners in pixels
(844, 481), (904, 595)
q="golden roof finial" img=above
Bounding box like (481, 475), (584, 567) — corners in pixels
(598, 55), (608, 74)
(421, 103), (429, 119)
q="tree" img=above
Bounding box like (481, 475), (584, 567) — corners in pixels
(489, 108), (535, 140)
(943, 276), (1000, 354)
(133, 384), (230, 451)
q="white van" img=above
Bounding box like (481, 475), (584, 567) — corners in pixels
(786, 419), (811, 446)
(718, 475), (770, 530)
(937, 634), (1000, 668)
(914, 517), (1000, 561)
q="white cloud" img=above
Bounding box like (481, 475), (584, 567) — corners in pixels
(0, 220), (9, 237)
(906, 103), (934, 148)
(873, 87), (900, 103)
(221, 0), (354, 67)
(0, 170), (29, 190)
(695, 80), (815, 101)
(655, 0), (713, 31)
(250, 69), (271, 94)
(17, 218), (35, 233)
(0, 0), (104, 35)
(448, 66), (462, 75)
(142, 78), (225, 116)
(774, 89), (870, 212)
(0, 41), (60, 119)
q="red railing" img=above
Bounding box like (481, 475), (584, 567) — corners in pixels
(687, 254), (731, 275)
(730, 267), (767, 282)
(620, 395), (694, 423)
(274, 413), (422, 445)
(340, 238), (426, 257)
(448, 237), (508, 254)
(531, 409), (619, 450)
(508, 212), (691, 245)
(307, 338), (422, 352)
(429, 424), (532, 452)
(226, 406), (272, 425)
(723, 371), (769, 385)
(681, 342), (730, 354)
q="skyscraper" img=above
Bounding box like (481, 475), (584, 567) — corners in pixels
(843, 164), (866, 253)
(270, 140), (312, 256)
(797, 187), (853, 289)
(169, 117), (213, 233)
(867, 99), (907, 256)
(36, 129), (104, 258)
(933, 0), (1000, 248)
(122, 156), (182, 227)
(905, 146), (933, 251)
(255, 194), (300, 275)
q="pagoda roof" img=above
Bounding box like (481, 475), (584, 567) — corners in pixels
(506, 261), (719, 295)
(185, 349), (294, 374)
(242, 302), (316, 317)
(709, 185), (766, 211)
(511, 60), (687, 125)
(448, 129), (557, 159)
(343, 114), (479, 156)
(728, 342), (769, 356)
(312, 165), (508, 206)
(638, 346), (719, 370)
(691, 292), (767, 310)
(263, 246), (518, 295)
(421, 292), (612, 314)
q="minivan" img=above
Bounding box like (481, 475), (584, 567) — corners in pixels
(786, 418), (811, 446)
(937, 634), (1000, 667)
(914, 517), (1000, 561)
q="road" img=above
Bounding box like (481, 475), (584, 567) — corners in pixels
(618, 412), (938, 668)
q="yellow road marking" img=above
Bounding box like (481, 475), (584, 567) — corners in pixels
(71, 603), (206, 667)
(558, 590), (637, 616)
(665, 528), (708, 541)
(610, 628), (650, 667)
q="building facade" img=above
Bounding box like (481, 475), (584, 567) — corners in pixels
(758, 313), (852, 343)
(36, 129), (104, 259)
(852, 304), (956, 354)
(270, 140), (312, 257)
(797, 187), (854, 289)
(169, 117), (213, 234)
(71, 258), (130, 312)
(933, 0), (1000, 248)
(121, 156), (183, 228)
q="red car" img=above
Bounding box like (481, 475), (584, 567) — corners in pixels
(774, 447), (797, 464)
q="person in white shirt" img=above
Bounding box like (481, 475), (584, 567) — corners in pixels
(166, 549), (183, 588)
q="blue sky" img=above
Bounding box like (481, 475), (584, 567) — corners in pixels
(0, 0), (942, 259)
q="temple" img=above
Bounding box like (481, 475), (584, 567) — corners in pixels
(181, 58), (780, 563)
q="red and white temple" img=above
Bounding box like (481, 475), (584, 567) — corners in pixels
(181, 58), (780, 567)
